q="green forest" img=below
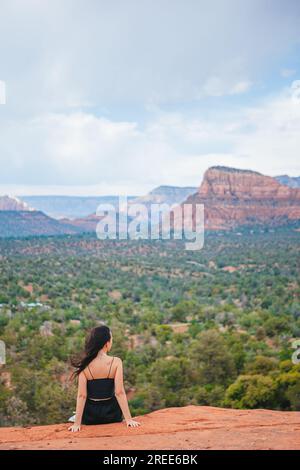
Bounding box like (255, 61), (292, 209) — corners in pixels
(0, 227), (300, 426)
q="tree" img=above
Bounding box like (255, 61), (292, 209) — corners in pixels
(245, 356), (278, 375)
(189, 330), (236, 386)
(286, 382), (300, 411)
(224, 375), (277, 409)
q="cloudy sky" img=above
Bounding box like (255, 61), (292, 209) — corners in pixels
(0, 0), (300, 195)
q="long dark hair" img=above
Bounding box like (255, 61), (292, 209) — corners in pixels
(71, 325), (111, 378)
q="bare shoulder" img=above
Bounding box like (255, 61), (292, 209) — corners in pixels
(113, 357), (123, 366)
(78, 371), (87, 381)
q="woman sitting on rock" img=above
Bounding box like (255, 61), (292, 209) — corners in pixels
(69, 325), (140, 432)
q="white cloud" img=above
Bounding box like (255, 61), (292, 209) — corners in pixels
(281, 68), (296, 78)
(1, 81), (300, 195)
(230, 81), (252, 95)
(233, 80), (300, 175)
(0, 0), (300, 194)
(0, 0), (300, 112)
(202, 77), (252, 97)
(0, 81), (6, 104)
(291, 80), (300, 100)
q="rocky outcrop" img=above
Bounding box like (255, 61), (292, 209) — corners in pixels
(0, 406), (299, 450)
(184, 166), (300, 230)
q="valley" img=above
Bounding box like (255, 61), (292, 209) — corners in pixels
(0, 227), (299, 426)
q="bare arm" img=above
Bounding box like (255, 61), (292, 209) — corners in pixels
(69, 372), (87, 432)
(114, 358), (140, 427)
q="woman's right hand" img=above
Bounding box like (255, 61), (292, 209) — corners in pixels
(68, 424), (81, 432)
(126, 419), (141, 428)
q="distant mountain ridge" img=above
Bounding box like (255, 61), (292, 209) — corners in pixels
(50, 186), (198, 232)
(131, 185), (197, 206)
(21, 195), (137, 219)
(21, 189), (197, 221)
(0, 195), (86, 237)
(275, 175), (300, 188)
(0, 211), (82, 238)
(1, 170), (300, 237)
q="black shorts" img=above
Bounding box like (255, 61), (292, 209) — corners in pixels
(82, 396), (123, 425)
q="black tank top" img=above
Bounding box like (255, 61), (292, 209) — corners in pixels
(85, 357), (115, 399)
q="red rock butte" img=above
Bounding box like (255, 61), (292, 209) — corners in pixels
(184, 166), (300, 230)
(0, 406), (300, 450)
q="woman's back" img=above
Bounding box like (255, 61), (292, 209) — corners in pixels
(84, 356), (116, 400)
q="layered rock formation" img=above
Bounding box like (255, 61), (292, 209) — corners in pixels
(0, 406), (299, 450)
(184, 166), (300, 230)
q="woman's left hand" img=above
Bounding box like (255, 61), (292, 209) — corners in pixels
(68, 424), (81, 432)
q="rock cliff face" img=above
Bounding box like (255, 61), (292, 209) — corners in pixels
(0, 406), (299, 450)
(184, 166), (300, 230)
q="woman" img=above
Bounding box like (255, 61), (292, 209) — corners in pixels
(68, 325), (140, 432)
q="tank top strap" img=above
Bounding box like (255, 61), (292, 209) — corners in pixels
(107, 357), (114, 378)
(87, 364), (95, 380)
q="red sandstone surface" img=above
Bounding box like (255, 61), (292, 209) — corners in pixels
(0, 406), (299, 450)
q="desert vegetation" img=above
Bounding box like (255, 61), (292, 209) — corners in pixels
(0, 227), (299, 425)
